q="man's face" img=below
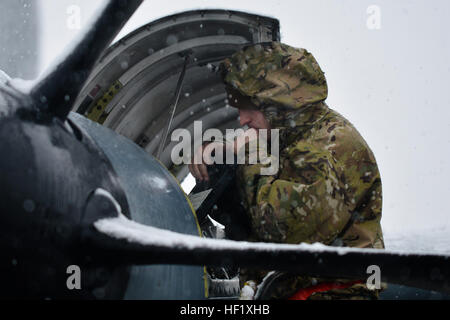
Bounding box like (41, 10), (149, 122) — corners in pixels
(238, 109), (270, 130)
(226, 86), (271, 130)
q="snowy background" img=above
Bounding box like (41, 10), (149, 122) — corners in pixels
(2, 0), (450, 253)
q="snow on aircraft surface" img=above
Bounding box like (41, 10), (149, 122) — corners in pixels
(0, 0), (449, 299)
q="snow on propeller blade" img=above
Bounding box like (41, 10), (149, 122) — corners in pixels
(87, 202), (450, 296)
(0, 1), (145, 298)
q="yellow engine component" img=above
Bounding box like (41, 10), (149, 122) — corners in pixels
(86, 80), (123, 124)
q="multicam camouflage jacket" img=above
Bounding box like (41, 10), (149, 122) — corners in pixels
(219, 42), (384, 299)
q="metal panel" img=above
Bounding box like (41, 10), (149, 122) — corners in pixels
(69, 112), (205, 299)
(73, 9), (280, 171)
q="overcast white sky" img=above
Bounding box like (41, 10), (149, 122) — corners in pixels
(35, 0), (450, 234)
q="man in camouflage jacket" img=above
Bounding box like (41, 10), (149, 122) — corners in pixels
(201, 41), (384, 299)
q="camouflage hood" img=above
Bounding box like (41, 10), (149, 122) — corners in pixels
(219, 42), (328, 128)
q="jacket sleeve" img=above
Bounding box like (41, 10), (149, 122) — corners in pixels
(238, 140), (352, 245)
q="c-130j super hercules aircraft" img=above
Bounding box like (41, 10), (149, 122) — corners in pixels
(0, 0), (449, 299)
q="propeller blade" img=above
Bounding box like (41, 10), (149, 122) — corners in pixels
(88, 213), (450, 295)
(30, 0), (143, 120)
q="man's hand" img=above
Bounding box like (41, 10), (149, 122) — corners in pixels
(188, 128), (259, 181)
(188, 141), (231, 181)
(188, 143), (211, 182)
